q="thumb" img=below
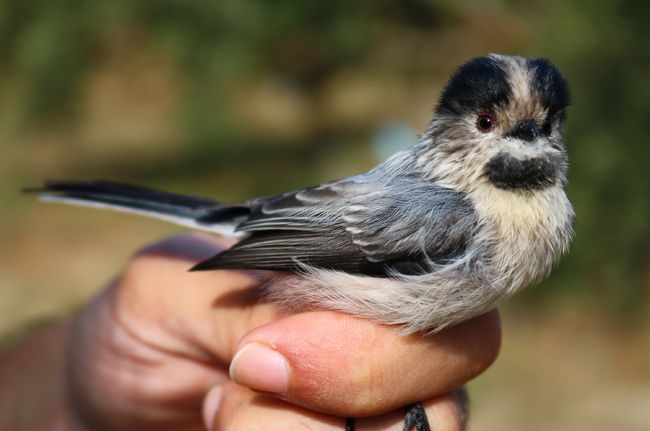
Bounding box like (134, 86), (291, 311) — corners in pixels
(228, 310), (501, 417)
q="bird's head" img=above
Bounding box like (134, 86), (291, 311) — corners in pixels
(420, 54), (571, 192)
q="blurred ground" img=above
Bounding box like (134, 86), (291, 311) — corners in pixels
(1, 0), (649, 429)
(471, 310), (650, 430)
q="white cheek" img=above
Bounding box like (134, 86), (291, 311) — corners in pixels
(498, 138), (537, 157)
(490, 136), (560, 159)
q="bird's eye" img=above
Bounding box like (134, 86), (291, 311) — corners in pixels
(541, 119), (553, 136)
(476, 112), (496, 133)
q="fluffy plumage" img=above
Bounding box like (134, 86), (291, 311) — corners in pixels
(32, 54), (574, 334)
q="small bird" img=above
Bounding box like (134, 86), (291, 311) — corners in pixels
(31, 54), (574, 431)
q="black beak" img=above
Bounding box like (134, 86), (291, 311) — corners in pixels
(510, 120), (539, 143)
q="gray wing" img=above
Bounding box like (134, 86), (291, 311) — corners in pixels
(191, 176), (476, 276)
(342, 177), (476, 271)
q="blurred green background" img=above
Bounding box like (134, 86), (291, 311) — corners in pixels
(1, 0), (649, 429)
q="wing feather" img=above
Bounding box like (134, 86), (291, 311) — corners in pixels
(192, 175), (477, 276)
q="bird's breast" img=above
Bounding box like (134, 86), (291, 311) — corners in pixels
(468, 183), (574, 296)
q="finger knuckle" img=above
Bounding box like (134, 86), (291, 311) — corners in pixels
(431, 390), (469, 431)
(471, 311), (502, 374)
(119, 253), (160, 288)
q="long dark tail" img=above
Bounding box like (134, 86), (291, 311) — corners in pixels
(26, 180), (250, 235)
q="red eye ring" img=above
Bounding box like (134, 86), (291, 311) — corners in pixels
(476, 112), (496, 133)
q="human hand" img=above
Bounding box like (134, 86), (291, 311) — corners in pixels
(65, 234), (501, 430)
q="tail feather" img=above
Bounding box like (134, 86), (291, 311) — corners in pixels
(27, 180), (249, 236)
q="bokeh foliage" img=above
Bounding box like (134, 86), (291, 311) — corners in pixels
(1, 0), (648, 319)
(0, 0), (448, 140)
